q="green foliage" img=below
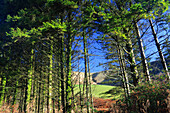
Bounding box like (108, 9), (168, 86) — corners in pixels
(47, 0), (78, 8)
(134, 0), (169, 19)
(41, 19), (67, 31)
(6, 18), (67, 44)
(1, 0), (170, 112)
(130, 3), (145, 14)
(6, 27), (31, 39)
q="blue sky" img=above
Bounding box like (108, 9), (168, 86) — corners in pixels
(76, 19), (169, 73)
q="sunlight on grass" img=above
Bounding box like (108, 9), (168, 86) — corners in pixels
(74, 84), (124, 99)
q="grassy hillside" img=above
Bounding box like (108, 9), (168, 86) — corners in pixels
(74, 84), (124, 100)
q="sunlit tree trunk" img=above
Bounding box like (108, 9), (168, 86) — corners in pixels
(48, 38), (53, 113)
(60, 30), (65, 113)
(0, 74), (6, 105)
(149, 18), (169, 80)
(24, 42), (35, 112)
(0, 49), (10, 105)
(0, 49), (11, 105)
(134, 22), (151, 82)
(34, 73), (39, 113)
(66, 11), (72, 113)
(31, 48), (36, 112)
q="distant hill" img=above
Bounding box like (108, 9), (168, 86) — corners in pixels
(72, 70), (121, 86)
(149, 59), (170, 75)
(91, 70), (121, 86)
(71, 71), (96, 85)
(72, 59), (170, 86)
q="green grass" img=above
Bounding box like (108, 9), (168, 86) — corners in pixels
(74, 84), (124, 100)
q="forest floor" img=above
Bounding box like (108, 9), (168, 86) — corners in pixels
(74, 84), (123, 112)
(93, 97), (118, 113)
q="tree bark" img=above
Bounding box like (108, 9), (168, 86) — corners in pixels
(0, 75), (6, 105)
(87, 46), (94, 113)
(134, 22), (151, 82)
(48, 38), (53, 113)
(149, 18), (169, 80)
(60, 30), (65, 113)
(66, 11), (72, 113)
(83, 28), (90, 113)
(125, 37), (139, 86)
(38, 65), (42, 113)
(115, 0), (139, 86)
(24, 42), (34, 112)
(117, 44), (130, 98)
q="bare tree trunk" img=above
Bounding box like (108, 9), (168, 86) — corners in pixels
(87, 46), (94, 113)
(118, 46), (130, 98)
(78, 54), (83, 113)
(83, 28), (90, 113)
(149, 19), (169, 80)
(116, 37), (130, 99)
(135, 22), (151, 82)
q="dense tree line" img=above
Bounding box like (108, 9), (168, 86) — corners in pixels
(0, 0), (169, 113)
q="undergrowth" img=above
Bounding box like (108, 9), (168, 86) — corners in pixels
(117, 81), (170, 113)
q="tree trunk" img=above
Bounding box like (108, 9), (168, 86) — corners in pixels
(42, 67), (48, 113)
(83, 28), (90, 113)
(60, 30), (65, 113)
(78, 54), (83, 113)
(0, 75), (6, 105)
(66, 11), (72, 113)
(12, 80), (18, 113)
(19, 82), (24, 113)
(149, 18), (169, 80)
(116, 0), (139, 86)
(38, 66), (42, 113)
(125, 37), (139, 86)
(57, 61), (61, 112)
(25, 42), (35, 112)
(134, 22), (151, 82)
(48, 39), (53, 113)
(117, 44), (130, 98)
(87, 46), (94, 113)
